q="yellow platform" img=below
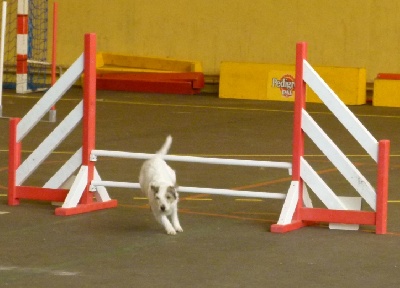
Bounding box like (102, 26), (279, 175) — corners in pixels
(373, 77), (400, 107)
(219, 62), (366, 105)
(96, 52), (203, 73)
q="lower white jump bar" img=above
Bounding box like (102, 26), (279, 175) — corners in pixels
(90, 180), (286, 200)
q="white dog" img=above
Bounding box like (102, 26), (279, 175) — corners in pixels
(139, 135), (183, 235)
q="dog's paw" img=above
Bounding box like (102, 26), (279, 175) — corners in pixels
(166, 228), (177, 235)
(174, 225), (183, 233)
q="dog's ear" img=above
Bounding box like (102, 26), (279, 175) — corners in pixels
(168, 185), (178, 199)
(150, 184), (159, 194)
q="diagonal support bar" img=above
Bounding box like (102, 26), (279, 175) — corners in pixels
(303, 60), (378, 161)
(300, 158), (347, 210)
(43, 148), (83, 189)
(16, 101), (83, 185)
(61, 165), (88, 209)
(17, 54), (84, 142)
(301, 109), (376, 210)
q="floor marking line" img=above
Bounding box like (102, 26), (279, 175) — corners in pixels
(178, 210), (276, 223)
(95, 98), (400, 120)
(231, 163), (369, 191)
(0, 265), (80, 276)
(233, 211), (278, 215)
(118, 204), (276, 223)
(5, 92), (400, 119)
(183, 198), (213, 201)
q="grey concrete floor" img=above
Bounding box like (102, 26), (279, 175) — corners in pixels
(1, 87), (400, 287)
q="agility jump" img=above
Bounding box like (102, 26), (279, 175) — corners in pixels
(8, 34), (118, 214)
(271, 43), (390, 234)
(7, 34), (390, 234)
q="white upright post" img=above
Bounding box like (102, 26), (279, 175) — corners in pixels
(0, 1), (7, 117)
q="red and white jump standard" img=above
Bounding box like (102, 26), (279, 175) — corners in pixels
(270, 42), (390, 234)
(8, 33), (118, 215)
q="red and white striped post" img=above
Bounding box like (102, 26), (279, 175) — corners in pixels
(16, 0), (29, 93)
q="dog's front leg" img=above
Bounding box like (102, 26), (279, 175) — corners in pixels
(171, 209), (183, 233)
(150, 205), (176, 235)
(159, 215), (177, 235)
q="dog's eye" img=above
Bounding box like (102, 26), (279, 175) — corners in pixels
(167, 196), (171, 200)
(155, 196), (160, 200)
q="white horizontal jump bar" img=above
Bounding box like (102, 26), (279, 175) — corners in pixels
(91, 150), (292, 170)
(90, 180), (287, 200)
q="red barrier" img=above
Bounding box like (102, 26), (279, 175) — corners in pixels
(96, 72), (204, 94)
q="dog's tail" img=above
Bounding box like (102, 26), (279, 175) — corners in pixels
(156, 135), (172, 156)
